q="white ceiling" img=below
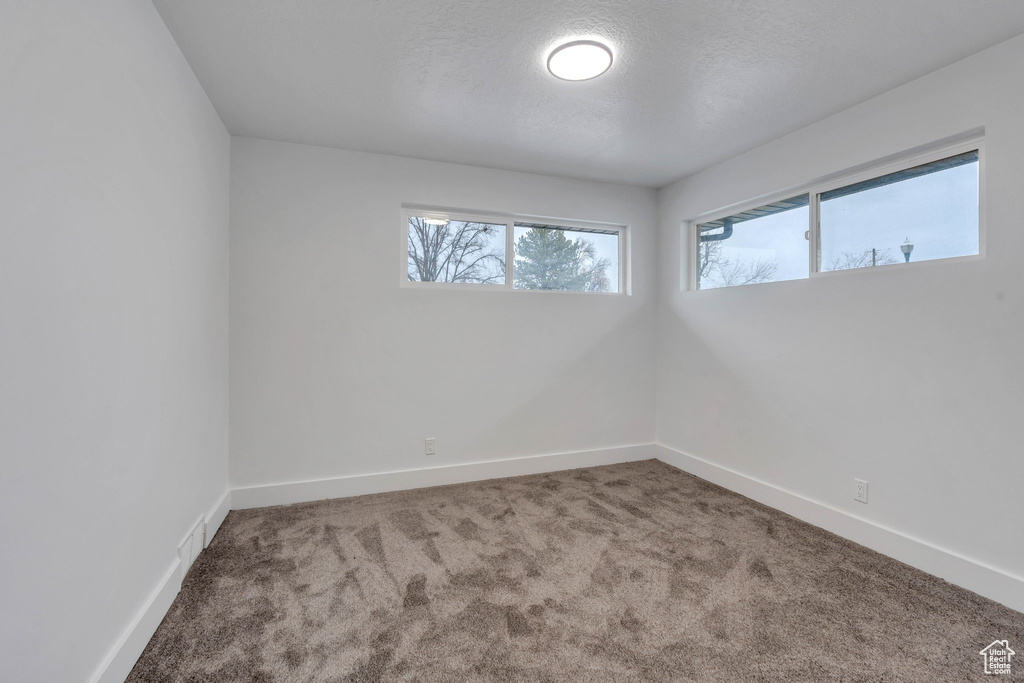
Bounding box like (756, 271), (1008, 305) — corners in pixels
(152, 1), (1024, 187)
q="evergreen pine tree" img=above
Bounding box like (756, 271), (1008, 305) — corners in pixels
(513, 228), (611, 292)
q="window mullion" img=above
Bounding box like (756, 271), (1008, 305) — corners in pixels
(505, 221), (514, 289)
(808, 191), (820, 277)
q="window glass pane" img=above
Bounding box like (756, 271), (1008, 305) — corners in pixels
(513, 225), (619, 292)
(696, 195), (809, 290)
(407, 217), (506, 284)
(819, 151), (979, 271)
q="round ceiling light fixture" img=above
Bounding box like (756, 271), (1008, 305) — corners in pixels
(547, 40), (613, 81)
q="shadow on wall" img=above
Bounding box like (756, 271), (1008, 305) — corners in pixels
(230, 277), (656, 483)
(654, 273), (1024, 576)
(460, 304), (657, 462)
(655, 302), (822, 483)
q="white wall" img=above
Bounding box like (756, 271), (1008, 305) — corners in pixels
(3, 4), (1018, 678)
(657, 35), (1024, 591)
(230, 138), (656, 489)
(0, 2), (230, 682)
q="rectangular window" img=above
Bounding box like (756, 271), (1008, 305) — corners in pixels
(690, 139), (982, 290)
(404, 209), (626, 294)
(407, 216), (507, 285)
(819, 151), (979, 271)
(513, 223), (620, 293)
(696, 195), (809, 290)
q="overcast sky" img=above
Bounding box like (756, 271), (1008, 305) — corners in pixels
(416, 159), (978, 292)
(704, 161), (979, 285)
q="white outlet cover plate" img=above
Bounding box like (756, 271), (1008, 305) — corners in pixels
(854, 479), (869, 504)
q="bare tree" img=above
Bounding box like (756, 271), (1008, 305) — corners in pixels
(697, 241), (778, 289)
(407, 218), (505, 283)
(697, 240), (720, 286)
(715, 257), (779, 287)
(826, 248), (899, 271)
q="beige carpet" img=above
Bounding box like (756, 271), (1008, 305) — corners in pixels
(128, 460), (1023, 681)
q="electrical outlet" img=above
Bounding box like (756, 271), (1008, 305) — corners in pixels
(854, 479), (869, 504)
(424, 438), (435, 456)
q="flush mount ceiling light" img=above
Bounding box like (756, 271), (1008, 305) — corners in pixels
(547, 40), (613, 81)
(423, 217), (449, 226)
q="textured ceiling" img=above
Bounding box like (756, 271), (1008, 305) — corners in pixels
(152, 0), (1024, 187)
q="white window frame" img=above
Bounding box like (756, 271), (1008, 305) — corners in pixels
(686, 135), (985, 291)
(401, 205), (629, 295)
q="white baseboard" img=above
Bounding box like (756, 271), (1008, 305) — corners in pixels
(87, 446), (652, 683)
(654, 443), (1024, 613)
(88, 490), (232, 683)
(89, 558), (181, 683)
(89, 441), (1019, 683)
(204, 489), (231, 547)
(231, 444), (658, 509)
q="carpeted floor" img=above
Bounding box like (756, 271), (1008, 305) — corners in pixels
(128, 460), (1023, 682)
